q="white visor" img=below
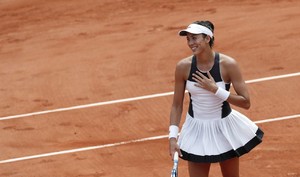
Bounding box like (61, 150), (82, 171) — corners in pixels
(179, 24), (213, 38)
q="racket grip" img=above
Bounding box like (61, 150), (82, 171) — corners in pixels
(173, 151), (179, 162)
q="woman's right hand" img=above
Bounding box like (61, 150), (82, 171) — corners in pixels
(169, 138), (183, 160)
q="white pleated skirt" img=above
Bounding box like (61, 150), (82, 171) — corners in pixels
(178, 109), (264, 163)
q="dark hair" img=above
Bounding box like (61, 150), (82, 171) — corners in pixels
(193, 20), (215, 47)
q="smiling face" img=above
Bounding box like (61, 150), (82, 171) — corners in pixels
(186, 33), (211, 55)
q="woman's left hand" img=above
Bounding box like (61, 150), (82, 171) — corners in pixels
(192, 71), (218, 93)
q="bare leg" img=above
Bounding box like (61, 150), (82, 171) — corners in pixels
(219, 157), (239, 177)
(188, 161), (211, 177)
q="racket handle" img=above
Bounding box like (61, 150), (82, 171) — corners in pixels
(171, 169), (177, 177)
(171, 152), (179, 177)
(173, 151), (179, 162)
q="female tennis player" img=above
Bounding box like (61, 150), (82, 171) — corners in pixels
(168, 20), (264, 177)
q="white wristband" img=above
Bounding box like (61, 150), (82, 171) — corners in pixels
(215, 87), (230, 101)
(169, 125), (179, 139)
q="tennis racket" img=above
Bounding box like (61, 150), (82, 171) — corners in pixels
(171, 152), (179, 177)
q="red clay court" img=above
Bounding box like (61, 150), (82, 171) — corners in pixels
(0, 0), (299, 176)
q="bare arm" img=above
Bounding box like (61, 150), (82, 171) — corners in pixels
(169, 59), (190, 158)
(222, 56), (250, 109)
(170, 59), (189, 126)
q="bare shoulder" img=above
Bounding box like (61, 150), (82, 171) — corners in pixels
(177, 56), (192, 68)
(219, 53), (241, 83)
(176, 56), (192, 80)
(219, 53), (238, 68)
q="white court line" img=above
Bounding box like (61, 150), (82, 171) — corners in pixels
(0, 114), (299, 164)
(0, 72), (299, 121)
